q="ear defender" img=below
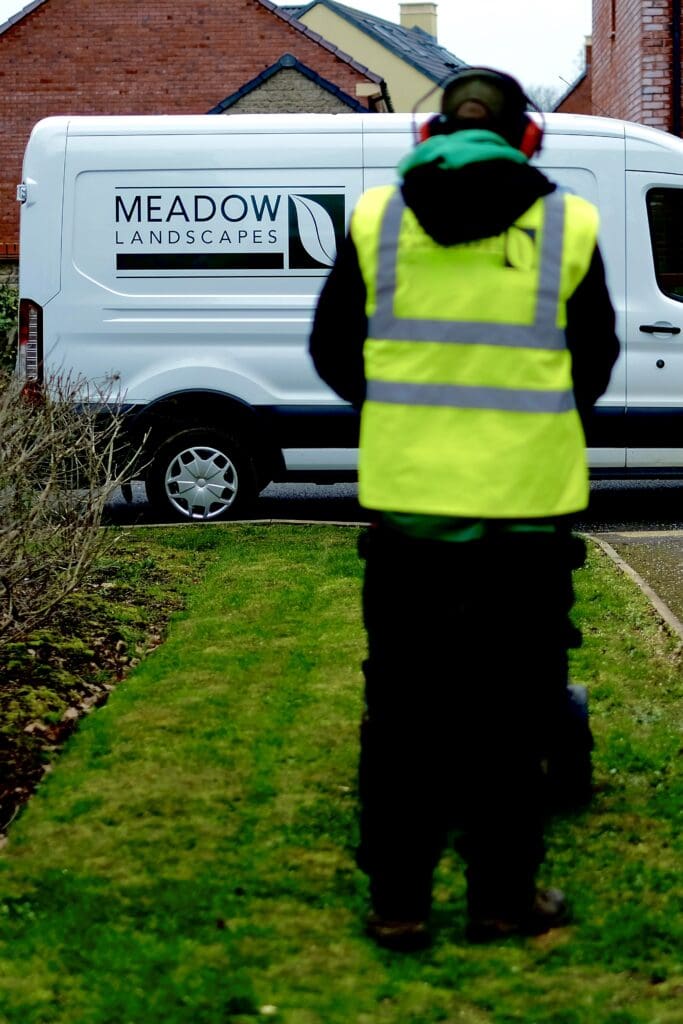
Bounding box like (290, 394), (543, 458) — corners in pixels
(419, 109), (544, 156)
(418, 114), (448, 143)
(414, 66), (546, 156)
(519, 115), (544, 158)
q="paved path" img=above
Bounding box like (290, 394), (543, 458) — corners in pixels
(588, 530), (683, 639)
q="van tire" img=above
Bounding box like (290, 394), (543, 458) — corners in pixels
(145, 428), (257, 522)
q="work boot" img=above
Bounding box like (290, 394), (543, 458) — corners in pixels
(365, 913), (431, 951)
(466, 887), (569, 942)
(365, 872), (432, 951)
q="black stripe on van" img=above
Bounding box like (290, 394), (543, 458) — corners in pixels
(260, 405), (360, 448)
(625, 407), (683, 446)
(116, 253), (285, 270)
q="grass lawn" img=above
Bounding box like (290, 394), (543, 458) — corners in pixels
(0, 524), (681, 1024)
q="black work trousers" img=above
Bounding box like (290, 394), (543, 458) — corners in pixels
(357, 524), (584, 921)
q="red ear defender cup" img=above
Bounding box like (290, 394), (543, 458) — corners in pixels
(420, 110), (544, 155)
(519, 115), (544, 157)
(419, 114), (447, 142)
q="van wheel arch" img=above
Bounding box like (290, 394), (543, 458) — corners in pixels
(132, 392), (282, 520)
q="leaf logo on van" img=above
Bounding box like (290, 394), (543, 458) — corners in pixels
(290, 196), (337, 267)
(288, 193), (345, 270)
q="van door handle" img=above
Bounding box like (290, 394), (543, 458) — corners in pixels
(639, 323), (681, 335)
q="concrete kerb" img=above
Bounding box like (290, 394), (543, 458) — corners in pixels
(584, 533), (683, 642)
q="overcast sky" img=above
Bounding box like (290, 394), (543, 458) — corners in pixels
(0, 0), (593, 94)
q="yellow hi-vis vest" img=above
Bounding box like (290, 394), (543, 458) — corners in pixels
(351, 185), (599, 518)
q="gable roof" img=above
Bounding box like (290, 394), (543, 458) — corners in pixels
(258, 0), (384, 84)
(0, 0), (49, 35)
(552, 69), (588, 111)
(208, 52), (369, 113)
(282, 0), (466, 84)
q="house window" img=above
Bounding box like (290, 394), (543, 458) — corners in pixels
(646, 188), (683, 300)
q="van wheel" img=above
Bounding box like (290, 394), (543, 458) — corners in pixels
(146, 429), (257, 522)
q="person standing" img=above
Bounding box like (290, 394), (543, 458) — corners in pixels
(310, 67), (619, 950)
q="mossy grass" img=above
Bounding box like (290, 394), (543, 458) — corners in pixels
(0, 525), (681, 1023)
(0, 529), (208, 829)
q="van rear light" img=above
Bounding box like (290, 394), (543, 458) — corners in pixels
(18, 298), (43, 398)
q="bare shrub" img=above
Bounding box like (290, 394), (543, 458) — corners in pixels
(0, 373), (134, 643)
(0, 284), (18, 374)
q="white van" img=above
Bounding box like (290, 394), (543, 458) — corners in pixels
(15, 112), (683, 519)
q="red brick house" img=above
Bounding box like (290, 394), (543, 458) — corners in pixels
(0, 0), (386, 260)
(557, 0), (683, 137)
(554, 37), (593, 116)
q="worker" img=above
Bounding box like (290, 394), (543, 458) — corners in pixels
(309, 67), (620, 951)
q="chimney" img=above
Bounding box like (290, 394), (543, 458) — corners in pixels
(400, 3), (438, 40)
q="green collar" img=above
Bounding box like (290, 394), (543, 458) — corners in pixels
(398, 129), (528, 179)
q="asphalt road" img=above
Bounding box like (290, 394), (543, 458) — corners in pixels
(103, 481), (367, 527)
(104, 478), (683, 530)
(104, 479), (683, 626)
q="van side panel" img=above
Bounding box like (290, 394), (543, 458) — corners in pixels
(58, 123), (363, 413)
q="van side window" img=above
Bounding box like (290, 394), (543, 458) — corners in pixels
(646, 188), (683, 301)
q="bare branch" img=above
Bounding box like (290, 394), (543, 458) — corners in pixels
(0, 372), (139, 645)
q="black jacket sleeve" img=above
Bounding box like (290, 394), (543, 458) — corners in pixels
(309, 233), (368, 409)
(565, 244), (621, 430)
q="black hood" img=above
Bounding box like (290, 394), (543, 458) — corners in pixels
(400, 159), (556, 246)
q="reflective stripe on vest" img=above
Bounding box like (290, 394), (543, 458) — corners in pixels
(370, 188), (567, 351)
(366, 379), (576, 414)
(366, 188), (574, 415)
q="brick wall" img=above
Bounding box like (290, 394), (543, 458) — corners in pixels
(592, 0), (675, 128)
(555, 39), (593, 115)
(556, 71), (593, 115)
(0, 0), (377, 249)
